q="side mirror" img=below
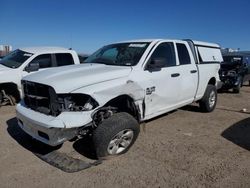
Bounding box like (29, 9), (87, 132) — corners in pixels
(25, 62), (40, 72)
(147, 58), (166, 70)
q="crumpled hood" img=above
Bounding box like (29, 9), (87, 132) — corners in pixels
(23, 63), (132, 93)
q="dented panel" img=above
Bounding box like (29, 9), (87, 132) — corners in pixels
(73, 77), (145, 106)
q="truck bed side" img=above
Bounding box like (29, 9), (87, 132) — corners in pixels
(185, 40), (222, 101)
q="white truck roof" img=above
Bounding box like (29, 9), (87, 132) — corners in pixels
(120, 39), (163, 43)
(118, 39), (222, 62)
(118, 39), (221, 48)
(19, 47), (70, 54)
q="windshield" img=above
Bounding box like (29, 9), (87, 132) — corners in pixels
(0, 49), (33, 68)
(223, 56), (242, 64)
(84, 42), (150, 66)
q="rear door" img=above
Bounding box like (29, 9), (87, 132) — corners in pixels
(175, 42), (198, 104)
(54, 53), (75, 67)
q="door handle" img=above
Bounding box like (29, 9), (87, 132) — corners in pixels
(190, 70), (197, 74)
(171, 73), (180, 77)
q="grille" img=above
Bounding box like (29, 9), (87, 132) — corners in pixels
(22, 81), (61, 116)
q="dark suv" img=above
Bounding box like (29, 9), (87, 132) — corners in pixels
(219, 52), (250, 93)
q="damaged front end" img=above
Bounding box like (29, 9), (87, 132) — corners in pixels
(22, 80), (98, 116)
(219, 62), (245, 89)
(219, 70), (239, 88)
(17, 81), (100, 146)
(57, 93), (99, 113)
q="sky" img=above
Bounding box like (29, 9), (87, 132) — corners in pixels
(1, 0), (250, 54)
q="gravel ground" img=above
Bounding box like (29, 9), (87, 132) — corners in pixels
(0, 86), (250, 188)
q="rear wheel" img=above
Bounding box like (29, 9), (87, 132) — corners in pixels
(93, 112), (140, 158)
(199, 85), (217, 112)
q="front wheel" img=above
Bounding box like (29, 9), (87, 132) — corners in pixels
(232, 84), (241, 93)
(199, 85), (217, 112)
(93, 112), (140, 158)
(233, 76), (242, 93)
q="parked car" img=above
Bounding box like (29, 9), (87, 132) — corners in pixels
(16, 39), (223, 158)
(219, 52), (250, 93)
(0, 47), (81, 105)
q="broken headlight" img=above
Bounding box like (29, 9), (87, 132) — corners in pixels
(57, 94), (98, 112)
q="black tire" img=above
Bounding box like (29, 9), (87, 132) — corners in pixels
(233, 76), (242, 93)
(199, 85), (217, 112)
(233, 84), (240, 93)
(248, 80), (250, 86)
(93, 112), (140, 158)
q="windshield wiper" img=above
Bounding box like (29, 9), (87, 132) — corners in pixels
(89, 58), (134, 66)
(91, 58), (116, 65)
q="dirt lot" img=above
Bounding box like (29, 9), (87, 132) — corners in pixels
(0, 86), (250, 188)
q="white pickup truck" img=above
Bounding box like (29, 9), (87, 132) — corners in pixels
(16, 39), (223, 158)
(0, 47), (80, 105)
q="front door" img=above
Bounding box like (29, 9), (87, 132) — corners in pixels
(142, 42), (182, 118)
(22, 54), (53, 78)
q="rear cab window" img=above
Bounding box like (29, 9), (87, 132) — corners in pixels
(55, 53), (74, 66)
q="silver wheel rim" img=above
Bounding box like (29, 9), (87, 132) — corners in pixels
(209, 90), (216, 108)
(107, 129), (134, 155)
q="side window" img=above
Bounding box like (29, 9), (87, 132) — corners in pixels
(150, 42), (176, 67)
(56, 53), (74, 66)
(30, 54), (52, 68)
(177, 43), (191, 65)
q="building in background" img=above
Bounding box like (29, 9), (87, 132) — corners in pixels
(0, 45), (12, 57)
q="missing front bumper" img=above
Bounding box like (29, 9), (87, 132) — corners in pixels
(16, 103), (94, 146)
(17, 118), (78, 146)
